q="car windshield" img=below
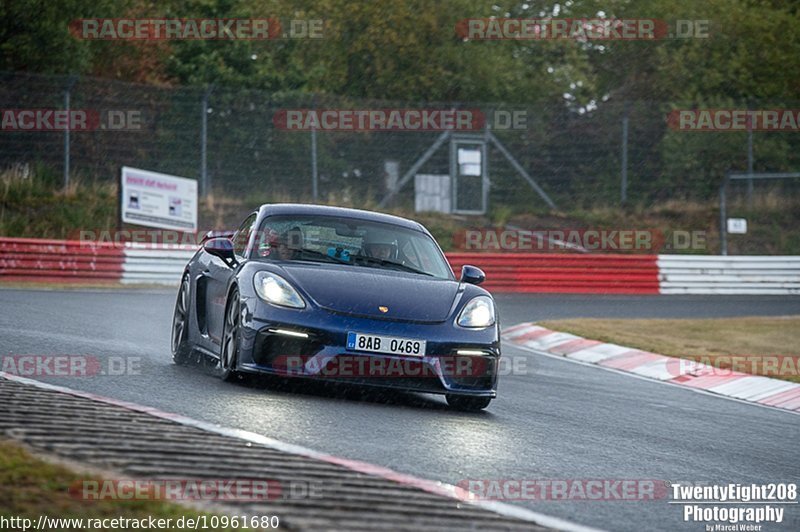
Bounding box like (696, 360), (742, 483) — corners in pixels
(253, 214), (453, 280)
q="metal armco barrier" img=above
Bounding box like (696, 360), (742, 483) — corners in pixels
(0, 237), (124, 283)
(658, 255), (800, 295)
(1, 238), (798, 294)
(448, 253), (660, 294)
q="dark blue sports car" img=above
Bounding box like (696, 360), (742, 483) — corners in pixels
(171, 204), (500, 410)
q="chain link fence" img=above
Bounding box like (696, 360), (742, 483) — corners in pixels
(2, 71), (799, 214)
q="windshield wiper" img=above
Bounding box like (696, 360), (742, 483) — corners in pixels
(353, 255), (434, 276)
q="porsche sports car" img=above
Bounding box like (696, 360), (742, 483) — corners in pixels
(171, 204), (500, 410)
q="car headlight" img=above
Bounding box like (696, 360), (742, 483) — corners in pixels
(254, 272), (305, 309)
(457, 296), (495, 328)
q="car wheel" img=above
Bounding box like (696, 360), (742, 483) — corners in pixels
(171, 274), (193, 365)
(220, 288), (241, 382)
(446, 394), (492, 411)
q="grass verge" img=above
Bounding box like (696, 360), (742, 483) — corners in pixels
(0, 440), (261, 531)
(538, 316), (800, 383)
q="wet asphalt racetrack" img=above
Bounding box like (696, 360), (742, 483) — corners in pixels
(1, 288), (799, 531)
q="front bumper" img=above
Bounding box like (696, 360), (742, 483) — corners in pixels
(237, 298), (500, 397)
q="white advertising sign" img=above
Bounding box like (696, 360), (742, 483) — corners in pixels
(121, 166), (198, 232)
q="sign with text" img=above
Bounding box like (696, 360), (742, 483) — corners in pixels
(120, 166), (197, 232)
(727, 218), (748, 234)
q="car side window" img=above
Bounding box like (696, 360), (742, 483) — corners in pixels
(232, 213), (257, 257)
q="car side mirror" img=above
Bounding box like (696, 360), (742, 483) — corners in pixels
(460, 265), (485, 285)
(204, 237), (238, 267)
(201, 230), (235, 243)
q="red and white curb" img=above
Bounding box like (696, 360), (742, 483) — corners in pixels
(502, 323), (800, 413)
(0, 371), (601, 532)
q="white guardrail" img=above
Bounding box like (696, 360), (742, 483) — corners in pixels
(657, 255), (800, 295)
(119, 244), (800, 295)
(121, 243), (196, 285)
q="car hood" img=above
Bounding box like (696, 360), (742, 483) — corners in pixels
(279, 263), (459, 322)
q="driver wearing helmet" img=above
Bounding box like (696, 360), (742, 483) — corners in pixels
(362, 233), (397, 261)
(258, 228), (297, 260)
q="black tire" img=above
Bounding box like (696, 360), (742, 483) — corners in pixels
(219, 288), (242, 382)
(446, 394), (492, 411)
(171, 274), (193, 365)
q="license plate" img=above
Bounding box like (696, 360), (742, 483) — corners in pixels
(346, 332), (426, 357)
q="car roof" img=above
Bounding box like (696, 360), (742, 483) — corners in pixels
(258, 203), (426, 232)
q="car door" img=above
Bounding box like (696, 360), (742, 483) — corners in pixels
(206, 212), (256, 344)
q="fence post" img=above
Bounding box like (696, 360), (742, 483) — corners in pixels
(620, 101), (629, 205)
(63, 75), (77, 189)
(311, 94), (318, 201)
(719, 171), (729, 256)
(200, 85), (213, 198)
(746, 125), (754, 206)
